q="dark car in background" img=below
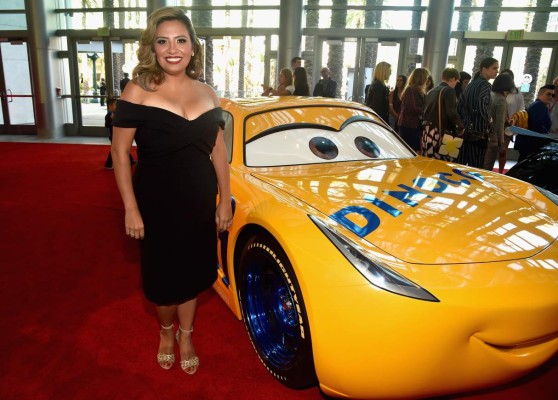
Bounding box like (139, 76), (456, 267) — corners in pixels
(506, 142), (558, 194)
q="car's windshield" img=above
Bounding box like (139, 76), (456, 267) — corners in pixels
(245, 109), (414, 167)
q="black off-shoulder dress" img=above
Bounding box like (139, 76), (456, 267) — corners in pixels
(113, 100), (224, 306)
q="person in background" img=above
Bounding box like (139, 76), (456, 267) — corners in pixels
(291, 56), (302, 71)
(457, 57), (499, 168)
(514, 84), (554, 162)
(426, 75), (434, 93)
(455, 71), (471, 100)
(261, 68), (294, 96)
(550, 76), (558, 133)
(420, 67), (463, 160)
(111, 6), (232, 375)
(313, 67), (337, 98)
(119, 72), (130, 92)
(398, 67), (430, 152)
(388, 74), (407, 132)
(497, 68), (525, 173)
(293, 66), (310, 96)
(365, 61), (391, 124)
(99, 78), (106, 106)
(104, 98), (136, 170)
(483, 73), (515, 171)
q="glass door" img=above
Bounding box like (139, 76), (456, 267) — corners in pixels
(318, 37), (401, 104)
(70, 37), (139, 135)
(0, 40), (35, 135)
(211, 35), (269, 98)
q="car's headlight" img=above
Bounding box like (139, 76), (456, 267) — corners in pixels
(309, 215), (439, 302)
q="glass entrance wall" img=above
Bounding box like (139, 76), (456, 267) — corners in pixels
(3, 1), (556, 136)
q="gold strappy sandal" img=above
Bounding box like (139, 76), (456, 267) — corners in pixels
(176, 325), (199, 375)
(156, 323), (175, 370)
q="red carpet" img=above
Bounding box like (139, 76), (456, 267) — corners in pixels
(0, 142), (557, 400)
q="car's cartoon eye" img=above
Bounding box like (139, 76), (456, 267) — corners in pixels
(309, 136), (339, 160)
(355, 136), (381, 158)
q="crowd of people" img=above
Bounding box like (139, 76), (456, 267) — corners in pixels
(365, 58), (557, 170)
(262, 57), (336, 98)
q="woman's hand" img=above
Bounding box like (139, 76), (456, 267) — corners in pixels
(216, 200), (233, 232)
(125, 208), (145, 239)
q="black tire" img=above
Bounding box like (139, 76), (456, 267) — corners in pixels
(237, 233), (317, 389)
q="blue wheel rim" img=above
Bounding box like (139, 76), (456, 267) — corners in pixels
(243, 258), (300, 369)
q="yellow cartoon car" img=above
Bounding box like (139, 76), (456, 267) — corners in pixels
(214, 96), (558, 399)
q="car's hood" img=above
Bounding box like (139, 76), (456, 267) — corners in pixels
(252, 159), (558, 264)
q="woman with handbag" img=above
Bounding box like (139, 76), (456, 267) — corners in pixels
(483, 73), (515, 171)
(457, 57), (499, 168)
(421, 68), (464, 160)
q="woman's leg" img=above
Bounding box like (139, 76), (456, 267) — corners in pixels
(177, 298), (199, 373)
(156, 304), (178, 367)
(498, 136), (511, 173)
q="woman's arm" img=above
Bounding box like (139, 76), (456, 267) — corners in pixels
(388, 90), (398, 118)
(208, 89), (233, 232)
(111, 126), (144, 239)
(211, 132), (233, 232)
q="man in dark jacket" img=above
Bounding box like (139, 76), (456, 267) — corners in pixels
(514, 84), (554, 162)
(119, 72), (130, 92)
(313, 67), (337, 98)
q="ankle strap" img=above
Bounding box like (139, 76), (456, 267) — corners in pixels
(178, 325), (193, 333)
(161, 323), (174, 330)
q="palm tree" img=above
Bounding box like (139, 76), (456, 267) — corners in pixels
(456, 0), (472, 32)
(406, 0), (422, 75)
(329, 0), (347, 98)
(472, 0), (502, 74)
(238, 1), (248, 97)
(304, 0), (320, 87)
(363, 0), (382, 94)
(522, 0), (552, 105)
(192, 0), (214, 87)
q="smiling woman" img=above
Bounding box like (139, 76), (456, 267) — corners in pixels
(109, 6), (233, 378)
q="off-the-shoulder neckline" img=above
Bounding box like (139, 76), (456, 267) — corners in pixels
(117, 99), (221, 122)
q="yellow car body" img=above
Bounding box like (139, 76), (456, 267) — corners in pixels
(214, 96), (558, 399)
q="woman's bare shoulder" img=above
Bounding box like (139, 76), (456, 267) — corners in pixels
(195, 80), (220, 107)
(119, 81), (148, 104)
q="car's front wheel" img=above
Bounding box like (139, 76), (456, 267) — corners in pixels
(237, 233), (317, 389)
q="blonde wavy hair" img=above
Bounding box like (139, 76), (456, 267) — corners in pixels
(133, 7), (203, 91)
(373, 61), (391, 82)
(401, 67), (431, 99)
